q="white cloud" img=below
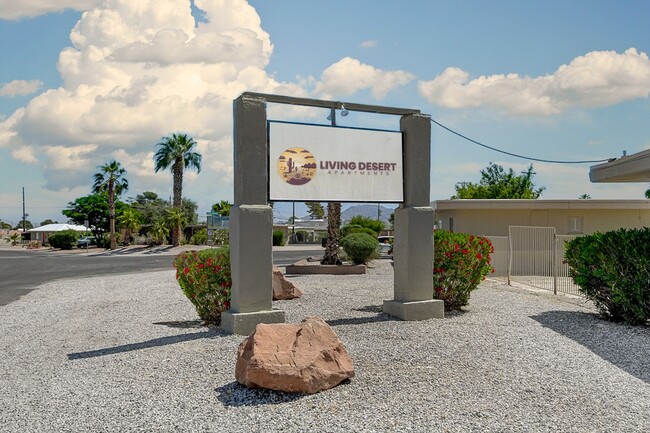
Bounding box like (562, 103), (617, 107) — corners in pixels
(0, 0), (100, 20)
(419, 48), (650, 116)
(0, 80), (43, 97)
(11, 146), (37, 163)
(315, 57), (414, 99)
(359, 40), (377, 49)
(0, 0), (308, 212)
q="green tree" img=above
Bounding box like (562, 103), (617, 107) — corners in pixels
(13, 220), (33, 230)
(164, 207), (188, 244)
(578, 194), (591, 199)
(93, 160), (129, 250)
(0, 221), (12, 230)
(305, 202), (325, 219)
(211, 200), (232, 216)
(39, 219), (58, 226)
(6, 232), (21, 246)
(153, 133), (202, 246)
(322, 203), (342, 265)
(62, 193), (127, 238)
(128, 191), (168, 225)
(149, 219), (170, 245)
(182, 198), (199, 225)
(452, 163), (545, 199)
(118, 207), (142, 245)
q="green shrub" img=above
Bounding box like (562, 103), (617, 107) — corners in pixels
(565, 228), (650, 325)
(349, 215), (384, 236)
(173, 247), (231, 325)
(433, 230), (494, 311)
(340, 232), (378, 265)
(295, 230), (309, 242)
(273, 230), (285, 246)
(189, 228), (208, 245)
(341, 224), (377, 238)
(48, 230), (79, 250)
(212, 228), (229, 245)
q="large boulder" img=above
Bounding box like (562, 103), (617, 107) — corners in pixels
(235, 317), (355, 394)
(272, 266), (303, 300)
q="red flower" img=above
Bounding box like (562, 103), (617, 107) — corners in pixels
(476, 253), (482, 260)
(462, 249), (468, 254)
(183, 267), (190, 275)
(198, 263), (204, 269)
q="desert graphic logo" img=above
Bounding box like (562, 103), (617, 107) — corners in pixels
(277, 147), (317, 185)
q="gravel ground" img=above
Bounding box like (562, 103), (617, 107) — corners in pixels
(1, 260), (649, 433)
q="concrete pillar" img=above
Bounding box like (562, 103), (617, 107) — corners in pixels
(383, 114), (444, 320)
(221, 95), (285, 335)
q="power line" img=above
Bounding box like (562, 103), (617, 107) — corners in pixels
(430, 118), (614, 164)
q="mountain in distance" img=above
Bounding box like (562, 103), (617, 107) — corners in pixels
(341, 204), (395, 223)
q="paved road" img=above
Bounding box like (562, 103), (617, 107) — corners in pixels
(0, 247), (323, 306)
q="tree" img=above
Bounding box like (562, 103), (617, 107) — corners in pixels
(93, 160), (129, 250)
(40, 219), (58, 226)
(452, 163), (545, 199)
(62, 193), (127, 238)
(305, 202), (325, 219)
(117, 207), (142, 245)
(153, 133), (202, 246)
(321, 202), (342, 265)
(182, 198), (199, 225)
(6, 233), (20, 246)
(164, 207), (188, 244)
(578, 194), (591, 200)
(645, 188), (650, 199)
(13, 220), (33, 230)
(211, 200), (232, 216)
(128, 191), (168, 225)
(149, 219), (170, 245)
(0, 221), (11, 230)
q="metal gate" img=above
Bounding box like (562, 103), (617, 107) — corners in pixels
(486, 227), (581, 296)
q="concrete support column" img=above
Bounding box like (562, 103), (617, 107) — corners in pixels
(383, 114), (444, 321)
(221, 95), (285, 335)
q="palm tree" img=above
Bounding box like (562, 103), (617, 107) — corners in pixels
(321, 202), (342, 265)
(153, 133), (202, 246)
(93, 160), (128, 250)
(164, 207), (188, 244)
(149, 219), (169, 246)
(117, 208), (141, 245)
(211, 200), (232, 216)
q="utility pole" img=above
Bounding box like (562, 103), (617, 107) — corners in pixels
(22, 187), (26, 232)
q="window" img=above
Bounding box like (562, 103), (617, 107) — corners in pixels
(449, 217), (454, 232)
(568, 217), (583, 234)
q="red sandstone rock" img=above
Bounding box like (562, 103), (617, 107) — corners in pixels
(272, 266), (303, 300)
(235, 317), (355, 394)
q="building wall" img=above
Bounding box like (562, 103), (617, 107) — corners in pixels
(435, 208), (650, 236)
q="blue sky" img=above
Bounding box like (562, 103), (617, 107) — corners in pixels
(2, 0), (650, 226)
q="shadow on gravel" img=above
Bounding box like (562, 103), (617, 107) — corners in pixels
(531, 310), (650, 384)
(215, 382), (308, 407)
(153, 320), (206, 329)
(67, 328), (227, 360)
(322, 305), (399, 327)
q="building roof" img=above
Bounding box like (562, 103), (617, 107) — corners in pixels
(432, 199), (650, 210)
(590, 149), (650, 183)
(27, 223), (89, 232)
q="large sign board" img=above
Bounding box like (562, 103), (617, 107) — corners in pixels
(268, 121), (403, 202)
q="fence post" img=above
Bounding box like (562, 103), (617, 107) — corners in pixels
(552, 234), (558, 295)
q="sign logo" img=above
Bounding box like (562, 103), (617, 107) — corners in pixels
(277, 147), (317, 185)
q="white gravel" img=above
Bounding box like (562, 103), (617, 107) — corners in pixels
(1, 260), (649, 433)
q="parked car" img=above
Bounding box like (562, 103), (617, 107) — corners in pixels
(77, 236), (96, 248)
(378, 235), (393, 256)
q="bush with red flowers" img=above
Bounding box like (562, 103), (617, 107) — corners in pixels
(433, 230), (494, 311)
(173, 247), (231, 325)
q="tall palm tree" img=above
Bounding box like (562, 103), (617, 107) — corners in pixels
(93, 160), (128, 250)
(153, 133), (202, 246)
(321, 202), (342, 265)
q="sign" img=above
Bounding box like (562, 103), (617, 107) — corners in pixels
(268, 121), (403, 202)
